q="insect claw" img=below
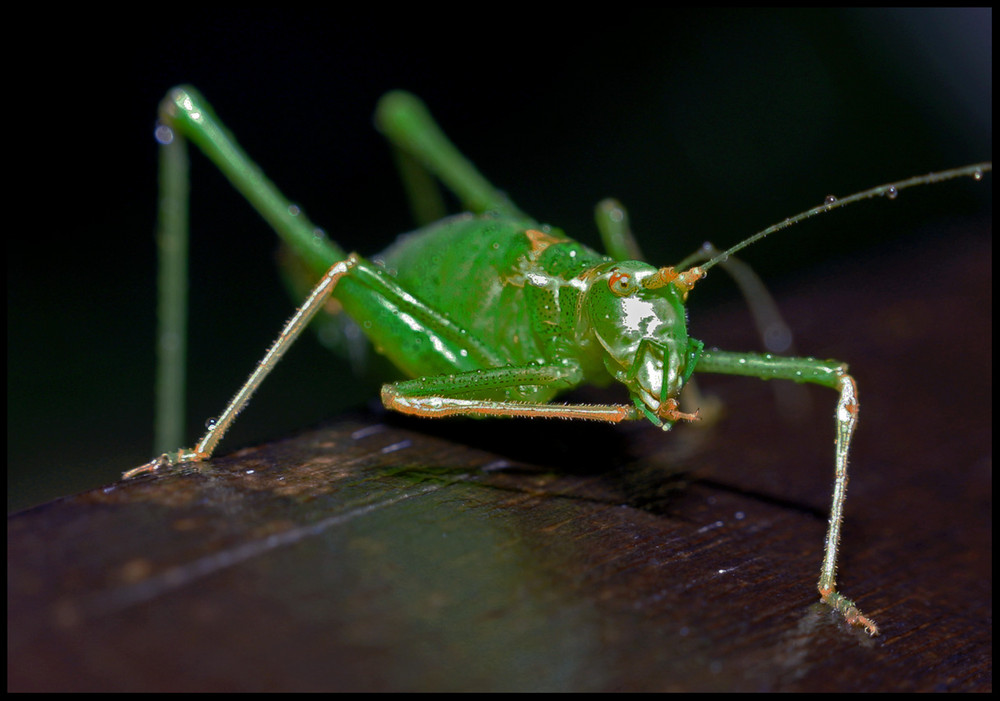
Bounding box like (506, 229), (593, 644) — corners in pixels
(122, 455), (170, 480)
(820, 588), (879, 636)
(847, 611), (880, 637)
(121, 448), (207, 480)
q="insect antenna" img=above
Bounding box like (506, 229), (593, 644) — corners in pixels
(699, 162), (991, 273)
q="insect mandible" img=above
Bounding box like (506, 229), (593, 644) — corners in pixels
(125, 85), (992, 637)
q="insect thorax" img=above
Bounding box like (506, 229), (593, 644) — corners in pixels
(378, 214), (609, 369)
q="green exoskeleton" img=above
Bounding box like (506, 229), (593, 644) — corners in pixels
(126, 85), (992, 636)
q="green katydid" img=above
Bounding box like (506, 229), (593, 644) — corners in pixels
(125, 85), (992, 636)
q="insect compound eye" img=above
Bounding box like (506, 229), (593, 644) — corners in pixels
(607, 269), (637, 297)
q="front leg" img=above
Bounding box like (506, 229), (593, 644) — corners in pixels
(695, 350), (878, 635)
(382, 364), (642, 423)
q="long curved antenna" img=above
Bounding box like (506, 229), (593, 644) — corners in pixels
(701, 163), (991, 272)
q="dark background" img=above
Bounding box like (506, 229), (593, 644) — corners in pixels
(7, 9), (991, 512)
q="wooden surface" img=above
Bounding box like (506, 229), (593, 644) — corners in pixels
(8, 228), (990, 691)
